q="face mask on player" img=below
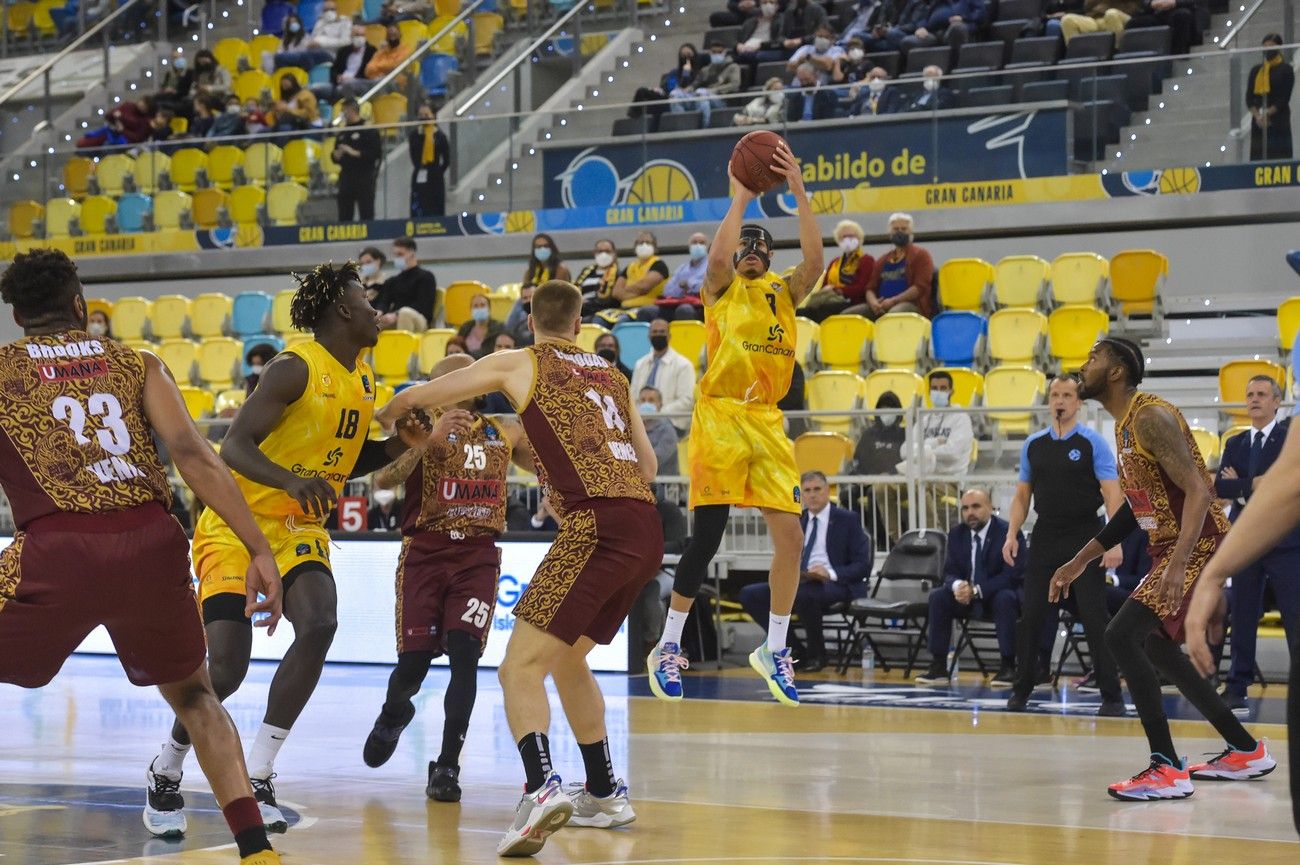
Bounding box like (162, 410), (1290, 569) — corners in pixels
(733, 224), (773, 272)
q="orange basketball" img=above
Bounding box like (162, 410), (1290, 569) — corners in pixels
(729, 130), (785, 194)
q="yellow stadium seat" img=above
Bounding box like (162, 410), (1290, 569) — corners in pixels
(987, 308), (1047, 366)
(215, 388), (248, 414)
(1219, 359), (1286, 425)
(428, 15), (468, 53)
(212, 37), (250, 74)
(471, 11), (504, 56)
(6, 2), (35, 38)
(816, 314), (873, 373)
(86, 298), (112, 321)
(993, 255), (1050, 310)
(282, 139), (319, 185)
(863, 369), (924, 411)
(249, 33), (282, 63)
(91, 154), (133, 197)
(8, 200), (43, 239)
(207, 145), (246, 191)
(793, 431), (853, 476)
(397, 18), (427, 46)
(78, 195), (116, 235)
(192, 188), (228, 229)
(669, 319), (707, 372)
(233, 69), (271, 105)
(1109, 249), (1168, 317)
(63, 156), (94, 200)
(157, 338), (199, 384)
(150, 295), (191, 340)
(242, 142), (283, 187)
(178, 384), (213, 419)
(927, 367), (984, 408)
(1047, 304), (1109, 372)
(284, 331), (313, 348)
(364, 22), (386, 48)
(372, 92), (408, 136)
(488, 293), (514, 321)
(169, 116), (188, 135)
(1050, 252), (1109, 308)
(433, 0), (461, 15)
(418, 328), (457, 372)
(938, 258), (993, 312)
(132, 151), (171, 195)
(871, 312), (930, 370)
(122, 338), (156, 353)
(44, 197), (80, 238)
(1189, 426), (1220, 469)
(373, 381), (396, 409)
(197, 337), (243, 389)
(229, 185), (265, 227)
(153, 190), (193, 230)
(31, 0), (58, 38)
(442, 280), (491, 327)
(806, 370), (863, 434)
(495, 282), (522, 298)
(575, 322), (606, 354)
(169, 148), (208, 193)
(1278, 296), (1300, 353)
(319, 137), (341, 183)
(272, 289), (296, 333)
(335, 0), (363, 15)
(111, 297), (152, 341)
(266, 181), (308, 226)
(373, 330), (419, 381)
(984, 365), (1046, 436)
(793, 316), (820, 368)
(191, 293), (233, 339)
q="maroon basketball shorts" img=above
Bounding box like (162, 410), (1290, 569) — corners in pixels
(514, 498), (663, 646)
(0, 502), (206, 688)
(395, 531), (501, 656)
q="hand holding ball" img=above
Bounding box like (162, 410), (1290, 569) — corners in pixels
(729, 130), (788, 194)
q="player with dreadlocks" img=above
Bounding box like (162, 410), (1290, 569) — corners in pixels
(144, 262), (425, 836)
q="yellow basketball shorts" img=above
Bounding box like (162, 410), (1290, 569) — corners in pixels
(688, 395), (801, 514)
(193, 509), (332, 605)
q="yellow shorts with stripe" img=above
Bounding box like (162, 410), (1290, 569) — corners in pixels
(192, 510), (332, 604)
(688, 395), (801, 514)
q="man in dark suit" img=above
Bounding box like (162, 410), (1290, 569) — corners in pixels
(905, 65), (956, 112)
(917, 488), (1026, 684)
(786, 62), (839, 122)
(739, 471), (873, 672)
(324, 26), (377, 100)
(1214, 374), (1300, 710)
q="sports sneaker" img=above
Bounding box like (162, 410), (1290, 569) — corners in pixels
(915, 662), (950, 686)
(250, 775), (288, 833)
(647, 641), (689, 701)
(989, 662), (1016, 688)
(566, 780), (636, 829)
(143, 759), (187, 838)
(1074, 670), (1100, 693)
(1188, 740), (1276, 781)
(426, 762), (461, 802)
(749, 644), (798, 706)
(363, 702), (416, 768)
(496, 774), (573, 857)
(1107, 756), (1194, 801)
(239, 852), (282, 865)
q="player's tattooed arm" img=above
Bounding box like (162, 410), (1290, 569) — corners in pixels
(371, 446), (421, 490)
(1132, 404), (1212, 593)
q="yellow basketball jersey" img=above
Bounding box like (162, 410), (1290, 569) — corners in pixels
(235, 341), (376, 520)
(698, 271), (796, 405)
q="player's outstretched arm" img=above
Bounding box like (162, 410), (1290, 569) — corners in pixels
(140, 352), (283, 631)
(771, 143), (823, 306)
(703, 165), (757, 304)
(372, 447), (421, 490)
(376, 351), (522, 429)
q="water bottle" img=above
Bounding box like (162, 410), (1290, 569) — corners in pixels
(252, 592), (271, 626)
(860, 643), (875, 675)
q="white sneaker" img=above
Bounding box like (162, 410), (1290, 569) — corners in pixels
(251, 775), (288, 833)
(566, 780), (636, 828)
(143, 759), (187, 838)
(496, 774), (573, 857)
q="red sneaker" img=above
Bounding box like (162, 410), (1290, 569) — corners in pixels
(1188, 740), (1276, 781)
(1107, 757), (1194, 801)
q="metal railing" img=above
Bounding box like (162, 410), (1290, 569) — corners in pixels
(1219, 0), (1294, 48)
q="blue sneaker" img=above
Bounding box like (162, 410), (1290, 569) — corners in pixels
(647, 641), (688, 701)
(749, 645), (799, 706)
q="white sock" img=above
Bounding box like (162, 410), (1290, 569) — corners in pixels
(767, 614), (790, 652)
(247, 723), (291, 780)
(154, 735), (191, 779)
(660, 609), (689, 649)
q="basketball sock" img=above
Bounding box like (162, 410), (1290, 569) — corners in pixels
(578, 738), (616, 798)
(767, 614), (790, 652)
(247, 724), (291, 780)
(517, 732), (553, 794)
(223, 796), (272, 858)
(660, 609), (689, 649)
(155, 735), (191, 778)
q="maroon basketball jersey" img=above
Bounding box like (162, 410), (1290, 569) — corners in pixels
(402, 411), (511, 537)
(0, 332), (171, 528)
(518, 341), (655, 516)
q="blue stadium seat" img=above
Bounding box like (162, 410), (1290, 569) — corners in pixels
(612, 321), (651, 369)
(931, 311), (987, 368)
(261, 0), (293, 35)
(308, 62), (332, 86)
(115, 193), (152, 233)
(363, 0), (386, 21)
(232, 291), (274, 337)
(297, 0), (323, 32)
(241, 334), (285, 376)
(419, 53), (460, 97)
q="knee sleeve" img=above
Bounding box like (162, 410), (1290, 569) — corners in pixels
(672, 504), (729, 598)
(390, 650), (435, 697)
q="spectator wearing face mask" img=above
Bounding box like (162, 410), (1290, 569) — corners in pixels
(357, 246), (386, 302)
(376, 236), (437, 330)
(365, 23), (414, 89)
(629, 319), (695, 434)
(802, 220), (875, 322)
(189, 95), (220, 138)
(593, 331), (632, 380)
(668, 38), (742, 126)
(786, 24), (844, 85)
(503, 284), (535, 348)
(208, 95), (248, 139)
(408, 101), (450, 217)
(600, 232), (668, 327)
(522, 233), (570, 286)
(735, 77), (786, 125)
(1247, 33), (1294, 160)
(243, 343), (278, 395)
(276, 0), (353, 70)
(905, 65), (956, 112)
(736, 2), (788, 65)
(276, 12), (309, 58)
(850, 67), (906, 116)
(157, 49), (195, 117)
(787, 63), (838, 122)
(832, 37), (872, 85)
(192, 50), (232, 99)
(645, 232), (708, 322)
(456, 293), (505, 359)
(858, 212), (935, 319)
(369, 488), (402, 531)
(87, 309), (112, 339)
(850, 390), (907, 549)
(637, 386), (680, 475)
(332, 98), (381, 220)
(631, 43), (699, 126)
(268, 73), (320, 131)
(577, 239), (621, 320)
(323, 26), (377, 99)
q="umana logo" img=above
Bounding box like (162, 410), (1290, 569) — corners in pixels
(767, 323), (786, 342)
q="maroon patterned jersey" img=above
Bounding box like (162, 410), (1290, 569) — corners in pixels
(401, 412), (511, 537)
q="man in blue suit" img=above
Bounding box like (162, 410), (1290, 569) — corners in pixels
(1215, 374), (1300, 710)
(739, 471), (873, 672)
(917, 488), (1026, 685)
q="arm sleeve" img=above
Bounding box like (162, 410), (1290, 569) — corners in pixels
(1094, 501), (1138, 549)
(1018, 435), (1033, 483)
(1085, 426), (1118, 480)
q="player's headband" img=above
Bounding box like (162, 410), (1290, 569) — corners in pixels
(734, 224), (773, 272)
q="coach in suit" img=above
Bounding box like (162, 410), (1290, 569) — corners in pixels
(1215, 374), (1300, 709)
(740, 471), (873, 671)
(917, 488), (1027, 684)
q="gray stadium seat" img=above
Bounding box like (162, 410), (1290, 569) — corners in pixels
(960, 85), (1015, 107)
(657, 111), (703, 133)
(905, 45), (953, 75)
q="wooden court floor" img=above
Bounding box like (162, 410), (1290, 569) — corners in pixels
(1, 657), (1295, 865)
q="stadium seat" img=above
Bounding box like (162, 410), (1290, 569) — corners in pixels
(78, 195), (117, 235)
(612, 321), (652, 369)
(816, 314), (874, 373)
(213, 37), (251, 74)
(1278, 296), (1300, 352)
(319, 137), (341, 183)
(282, 139), (320, 185)
(157, 338), (199, 384)
(938, 258), (993, 311)
(433, 0), (461, 14)
(930, 311), (987, 368)
(669, 319), (707, 371)
(150, 295), (191, 340)
(249, 32), (282, 62)
(63, 156), (94, 200)
(232, 292), (274, 337)
(984, 364), (1046, 437)
(192, 188), (228, 229)
(372, 92), (408, 135)
(215, 388), (248, 414)
(794, 316), (820, 367)
(230, 185), (266, 227)
(169, 148), (209, 193)
(308, 61), (333, 88)
(1189, 426), (1220, 469)
(122, 338), (156, 353)
(178, 385), (214, 420)
(807, 370), (863, 434)
(241, 335), (285, 375)
(271, 67), (309, 100)
(284, 331), (314, 348)
(86, 298), (113, 322)
(576, 322), (606, 354)
(190, 293), (233, 339)
(271, 288), (296, 333)
(6, 2), (35, 40)
(397, 17), (427, 46)
(987, 308), (1047, 366)
(993, 255), (1050, 310)
(267, 181), (308, 226)
(442, 280), (491, 327)
(1108, 249), (1167, 321)
(243, 142), (284, 187)
(8, 200), (44, 239)
(234, 70), (272, 105)
(92, 154), (134, 197)
(1219, 359), (1286, 425)
(373, 330), (419, 381)
(126, 152), (165, 197)
(115, 193), (152, 233)
(1047, 304), (1110, 372)
(417, 328), (457, 372)
(153, 191), (193, 230)
(111, 297), (152, 341)
(870, 312), (930, 370)
(472, 11), (503, 55)
(927, 367), (984, 407)
(1049, 252), (1109, 308)
(207, 146), (247, 190)
(863, 369), (924, 414)
(364, 22), (387, 47)
(44, 197), (80, 238)
(419, 52), (459, 97)
(486, 293), (514, 322)
(793, 431), (854, 476)
(428, 15), (468, 52)
(197, 337), (244, 389)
